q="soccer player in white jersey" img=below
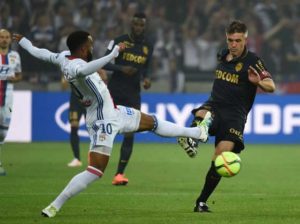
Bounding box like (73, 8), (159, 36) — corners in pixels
(13, 30), (212, 218)
(0, 29), (22, 176)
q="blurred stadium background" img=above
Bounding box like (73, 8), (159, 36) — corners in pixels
(4, 0), (300, 92)
(1, 1), (300, 223)
(2, 0), (299, 144)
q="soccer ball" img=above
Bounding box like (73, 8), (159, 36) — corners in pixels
(215, 151), (241, 177)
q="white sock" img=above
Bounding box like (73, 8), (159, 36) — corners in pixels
(154, 118), (200, 139)
(51, 166), (102, 210)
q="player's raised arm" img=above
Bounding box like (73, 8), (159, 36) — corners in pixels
(76, 44), (122, 76)
(103, 41), (137, 75)
(248, 65), (276, 93)
(12, 33), (60, 65)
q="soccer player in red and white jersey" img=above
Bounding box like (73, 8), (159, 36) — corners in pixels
(0, 29), (22, 176)
(13, 31), (211, 218)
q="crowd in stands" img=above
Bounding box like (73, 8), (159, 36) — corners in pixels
(2, 0), (300, 92)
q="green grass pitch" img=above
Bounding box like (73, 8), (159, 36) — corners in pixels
(0, 142), (300, 224)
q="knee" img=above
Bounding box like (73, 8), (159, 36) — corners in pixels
(194, 109), (209, 118)
(138, 113), (157, 131)
(89, 147), (111, 171)
(214, 141), (235, 159)
(70, 120), (79, 129)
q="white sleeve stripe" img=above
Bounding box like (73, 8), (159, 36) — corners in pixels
(107, 40), (114, 50)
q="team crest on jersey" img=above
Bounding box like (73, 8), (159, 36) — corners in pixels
(9, 55), (17, 64)
(99, 133), (106, 141)
(235, 62), (243, 72)
(143, 46), (148, 55)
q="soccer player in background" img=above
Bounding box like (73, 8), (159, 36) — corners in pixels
(13, 30), (211, 218)
(178, 20), (276, 212)
(103, 12), (153, 185)
(0, 29), (22, 176)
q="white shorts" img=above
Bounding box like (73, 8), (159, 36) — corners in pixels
(88, 105), (141, 155)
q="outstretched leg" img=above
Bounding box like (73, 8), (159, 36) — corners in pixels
(42, 148), (110, 218)
(138, 113), (209, 141)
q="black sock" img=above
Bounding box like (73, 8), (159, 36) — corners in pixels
(196, 161), (221, 204)
(116, 134), (134, 174)
(70, 127), (80, 160)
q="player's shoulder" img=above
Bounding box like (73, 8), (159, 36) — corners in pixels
(245, 50), (262, 63)
(51, 51), (69, 63)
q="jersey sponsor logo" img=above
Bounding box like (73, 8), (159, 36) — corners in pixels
(143, 46), (148, 55)
(215, 69), (239, 84)
(0, 54), (14, 79)
(235, 62), (243, 72)
(125, 107), (134, 115)
(229, 128), (243, 141)
(122, 52), (146, 64)
(0, 65), (10, 74)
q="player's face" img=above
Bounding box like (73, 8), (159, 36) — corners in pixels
(226, 32), (247, 58)
(131, 18), (146, 38)
(0, 30), (11, 49)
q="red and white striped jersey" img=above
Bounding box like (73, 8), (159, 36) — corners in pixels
(0, 50), (22, 106)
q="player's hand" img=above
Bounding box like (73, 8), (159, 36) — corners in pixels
(7, 76), (17, 82)
(143, 78), (151, 89)
(248, 66), (261, 85)
(118, 42), (126, 52)
(12, 33), (23, 42)
(121, 66), (137, 76)
(7, 73), (22, 83)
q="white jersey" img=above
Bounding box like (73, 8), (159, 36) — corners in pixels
(19, 37), (141, 153)
(0, 50), (21, 107)
(54, 52), (117, 125)
(19, 38), (119, 125)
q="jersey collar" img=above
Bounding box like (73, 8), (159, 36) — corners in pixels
(219, 47), (248, 62)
